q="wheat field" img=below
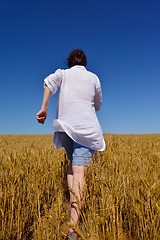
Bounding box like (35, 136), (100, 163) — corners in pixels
(0, 134), (160, 240)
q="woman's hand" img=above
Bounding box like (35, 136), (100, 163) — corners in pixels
(36, 109), (47, 124)
(36, 85), (51, 124)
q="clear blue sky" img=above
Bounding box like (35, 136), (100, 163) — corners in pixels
(0, 0), (160, 134)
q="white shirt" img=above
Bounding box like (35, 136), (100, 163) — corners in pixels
(44, 65), (106, 151)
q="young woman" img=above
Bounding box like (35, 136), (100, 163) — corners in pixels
(36, 49), (105, 239)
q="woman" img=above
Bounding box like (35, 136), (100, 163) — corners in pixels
(36, 49), (105, 239)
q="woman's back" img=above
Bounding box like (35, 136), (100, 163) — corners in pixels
(60, 65), (98, 104)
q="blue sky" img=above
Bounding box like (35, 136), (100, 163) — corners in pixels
(0, 0), (160, 134)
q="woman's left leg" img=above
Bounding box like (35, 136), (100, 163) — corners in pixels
(67, 161), (73, 202)
(70, 165), (85, 228)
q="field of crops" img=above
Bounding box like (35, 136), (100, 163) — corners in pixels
(0, 134), (160, 240)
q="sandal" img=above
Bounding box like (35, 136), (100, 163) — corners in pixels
(67, 231), (77, 240)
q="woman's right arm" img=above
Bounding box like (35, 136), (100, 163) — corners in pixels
(94, 78), (102, 111)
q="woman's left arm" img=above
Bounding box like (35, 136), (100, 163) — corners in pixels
(36, 85), (52, 124)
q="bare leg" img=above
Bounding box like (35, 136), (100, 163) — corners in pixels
(67, 161), (73, 202)
(70, 165), (85, 228)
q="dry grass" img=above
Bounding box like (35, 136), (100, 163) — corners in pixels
(0, 134), (160, 240)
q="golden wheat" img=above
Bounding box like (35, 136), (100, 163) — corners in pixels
(0, 134), (160, 240)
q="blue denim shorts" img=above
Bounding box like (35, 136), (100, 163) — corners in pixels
(57, 132), (95, 166)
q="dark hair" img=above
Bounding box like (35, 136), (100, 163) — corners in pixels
(67, 49), (87, 68)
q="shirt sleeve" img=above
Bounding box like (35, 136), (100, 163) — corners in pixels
(94, 77), (102, 111)
(44, 69), (63, 95)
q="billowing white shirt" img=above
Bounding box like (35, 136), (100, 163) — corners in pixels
(44, 65), (106, 151)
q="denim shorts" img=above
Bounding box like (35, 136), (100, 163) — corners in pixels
(57, 132), (95, 166)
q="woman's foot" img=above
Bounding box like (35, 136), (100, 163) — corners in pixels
(67, 231), (77, 240)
